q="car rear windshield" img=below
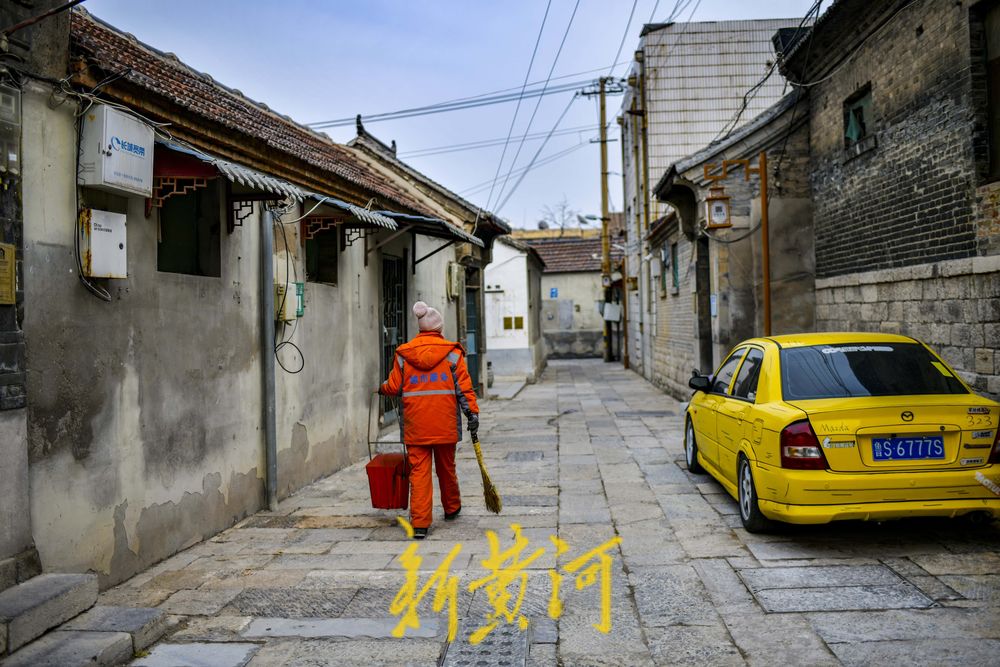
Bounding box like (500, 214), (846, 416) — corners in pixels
(780, 343), (968, 400)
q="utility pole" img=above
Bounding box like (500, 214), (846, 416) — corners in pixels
(582, 77), (625, 362)
(599, 77), (612, 362)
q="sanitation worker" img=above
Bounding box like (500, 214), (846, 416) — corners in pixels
(379, 301), (479, 539)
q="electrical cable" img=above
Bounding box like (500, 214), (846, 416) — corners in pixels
(306, 60), (643, 130)
(397, 124), (598, 159)
(774, 2), (824, 186)
(493, 0), (581, 210)
(1, 0), (86, 36)
(72, 78), (113, 303)
(789, 0), (924, 88)
(460, 139), (589, 197)
(607, 0), (640, 78)
(495, 92), (579, 213)
(711, 0), (819, 144)
(273, 208), (305, 374)
(483, 0), (552, 214)
(309, 78), (589, 130)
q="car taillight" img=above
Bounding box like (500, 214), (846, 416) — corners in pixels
(990, 428), (1000, 464)
(780, 420), (828, 470)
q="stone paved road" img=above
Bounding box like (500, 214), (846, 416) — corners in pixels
(108, 360), (1000, 666)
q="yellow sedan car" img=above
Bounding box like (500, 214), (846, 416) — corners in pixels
(685, 333), (1000, 532)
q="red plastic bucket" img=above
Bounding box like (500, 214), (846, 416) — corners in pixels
(366, 453), (409, 510)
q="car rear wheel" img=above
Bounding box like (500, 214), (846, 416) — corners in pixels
(738, 456), (776, 533)
(685, 418), (705, 474)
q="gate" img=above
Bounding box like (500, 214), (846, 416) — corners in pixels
(381, 255), (406, 421)
(465, 286), (480, 391)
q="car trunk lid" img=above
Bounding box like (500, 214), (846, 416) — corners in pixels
(786, 396), (998, 472)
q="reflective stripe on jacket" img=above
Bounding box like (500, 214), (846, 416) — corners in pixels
(380, 331), (480, 445)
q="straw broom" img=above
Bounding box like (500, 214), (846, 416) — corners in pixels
(473, 437), (502, 514)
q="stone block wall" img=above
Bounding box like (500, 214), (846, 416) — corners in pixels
(815, 255), (1000, 399)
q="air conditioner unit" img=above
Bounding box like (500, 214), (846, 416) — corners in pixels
(78, 104), (154, 197)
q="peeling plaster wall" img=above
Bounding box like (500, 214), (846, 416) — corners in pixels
(22, 86), (266, 587)
(20, 85), (461, 587)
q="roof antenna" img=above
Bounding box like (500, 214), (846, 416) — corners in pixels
(390, 140), (397, 155)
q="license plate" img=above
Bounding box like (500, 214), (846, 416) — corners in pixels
(872, 436), (945, 461)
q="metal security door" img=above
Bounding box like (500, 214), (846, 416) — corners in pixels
(465, 287), (480, 391)
(381, 255), (406, 420)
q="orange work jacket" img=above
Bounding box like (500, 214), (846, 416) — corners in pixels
(380, 332), (480, 445)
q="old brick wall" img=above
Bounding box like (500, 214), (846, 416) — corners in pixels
(649, 230), (700, 399)
(806, 1), (1000, 398)
(809, 1), (978, 277)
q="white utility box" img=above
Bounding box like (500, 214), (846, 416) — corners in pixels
(79, 209), (127, 279)
(78, 104), (154, 197)
(274, 283), (298, 322)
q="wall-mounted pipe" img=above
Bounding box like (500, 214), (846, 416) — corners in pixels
(260, 209), (278, 510)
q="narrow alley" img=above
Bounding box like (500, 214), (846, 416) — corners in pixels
(31, 360), (997, 667)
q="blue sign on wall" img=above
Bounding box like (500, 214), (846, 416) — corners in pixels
(550, 287), (558, 298)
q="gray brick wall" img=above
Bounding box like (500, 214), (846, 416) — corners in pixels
(809, 1), (982, 278)
(649, 233), (698, 399)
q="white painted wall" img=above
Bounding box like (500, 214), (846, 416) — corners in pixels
(485, 241), (530, 351)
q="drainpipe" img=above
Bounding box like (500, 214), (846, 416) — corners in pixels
(260, 209), (278, 510)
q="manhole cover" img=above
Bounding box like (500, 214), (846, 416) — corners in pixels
(442, 617), (529, 667)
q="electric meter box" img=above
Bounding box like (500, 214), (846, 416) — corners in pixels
(274, 283), (300, 322)
(78, 104), (154, 197)
(79, 209), (127, 279)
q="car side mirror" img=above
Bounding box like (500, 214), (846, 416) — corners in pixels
(688, 375), (711, 392)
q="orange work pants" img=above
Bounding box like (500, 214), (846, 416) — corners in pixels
(407, 443), (460, 528)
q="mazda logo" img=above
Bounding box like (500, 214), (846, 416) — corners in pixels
(901, 411), (914, 422)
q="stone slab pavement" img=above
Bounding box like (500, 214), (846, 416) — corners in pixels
(99, 359), (1000, 666)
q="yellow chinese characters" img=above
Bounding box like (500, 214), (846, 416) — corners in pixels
(467, 524), (545, 643)
(390, 518), (464, 641)
(389, 521), (623, 643)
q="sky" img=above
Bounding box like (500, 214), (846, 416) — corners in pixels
(81, 0), (819, 229)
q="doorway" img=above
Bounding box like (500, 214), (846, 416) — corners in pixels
(696, 236), (713, 374)
(381, 254), (406, 421)
(465, 285), (480, 392)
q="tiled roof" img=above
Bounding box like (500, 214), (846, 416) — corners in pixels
(350, 127), (511, 234)
(523, 237), (624, 274)
(69, 9), (433, 216)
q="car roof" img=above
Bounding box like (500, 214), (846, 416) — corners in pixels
(743, 332), (917, 349)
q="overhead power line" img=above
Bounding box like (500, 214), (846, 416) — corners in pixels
(485, 0), (553, 215)
(306, 60), (639, 130)
(607, 0), (639, 78)
(307, 78), (588, 129)
(398, 124), (598, 159)
(460, 140), (591, 198)
(495, 93), (580, 214)
(494, 0), (582, 209)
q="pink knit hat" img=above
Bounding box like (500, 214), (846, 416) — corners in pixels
(413, 301), (444, 333)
